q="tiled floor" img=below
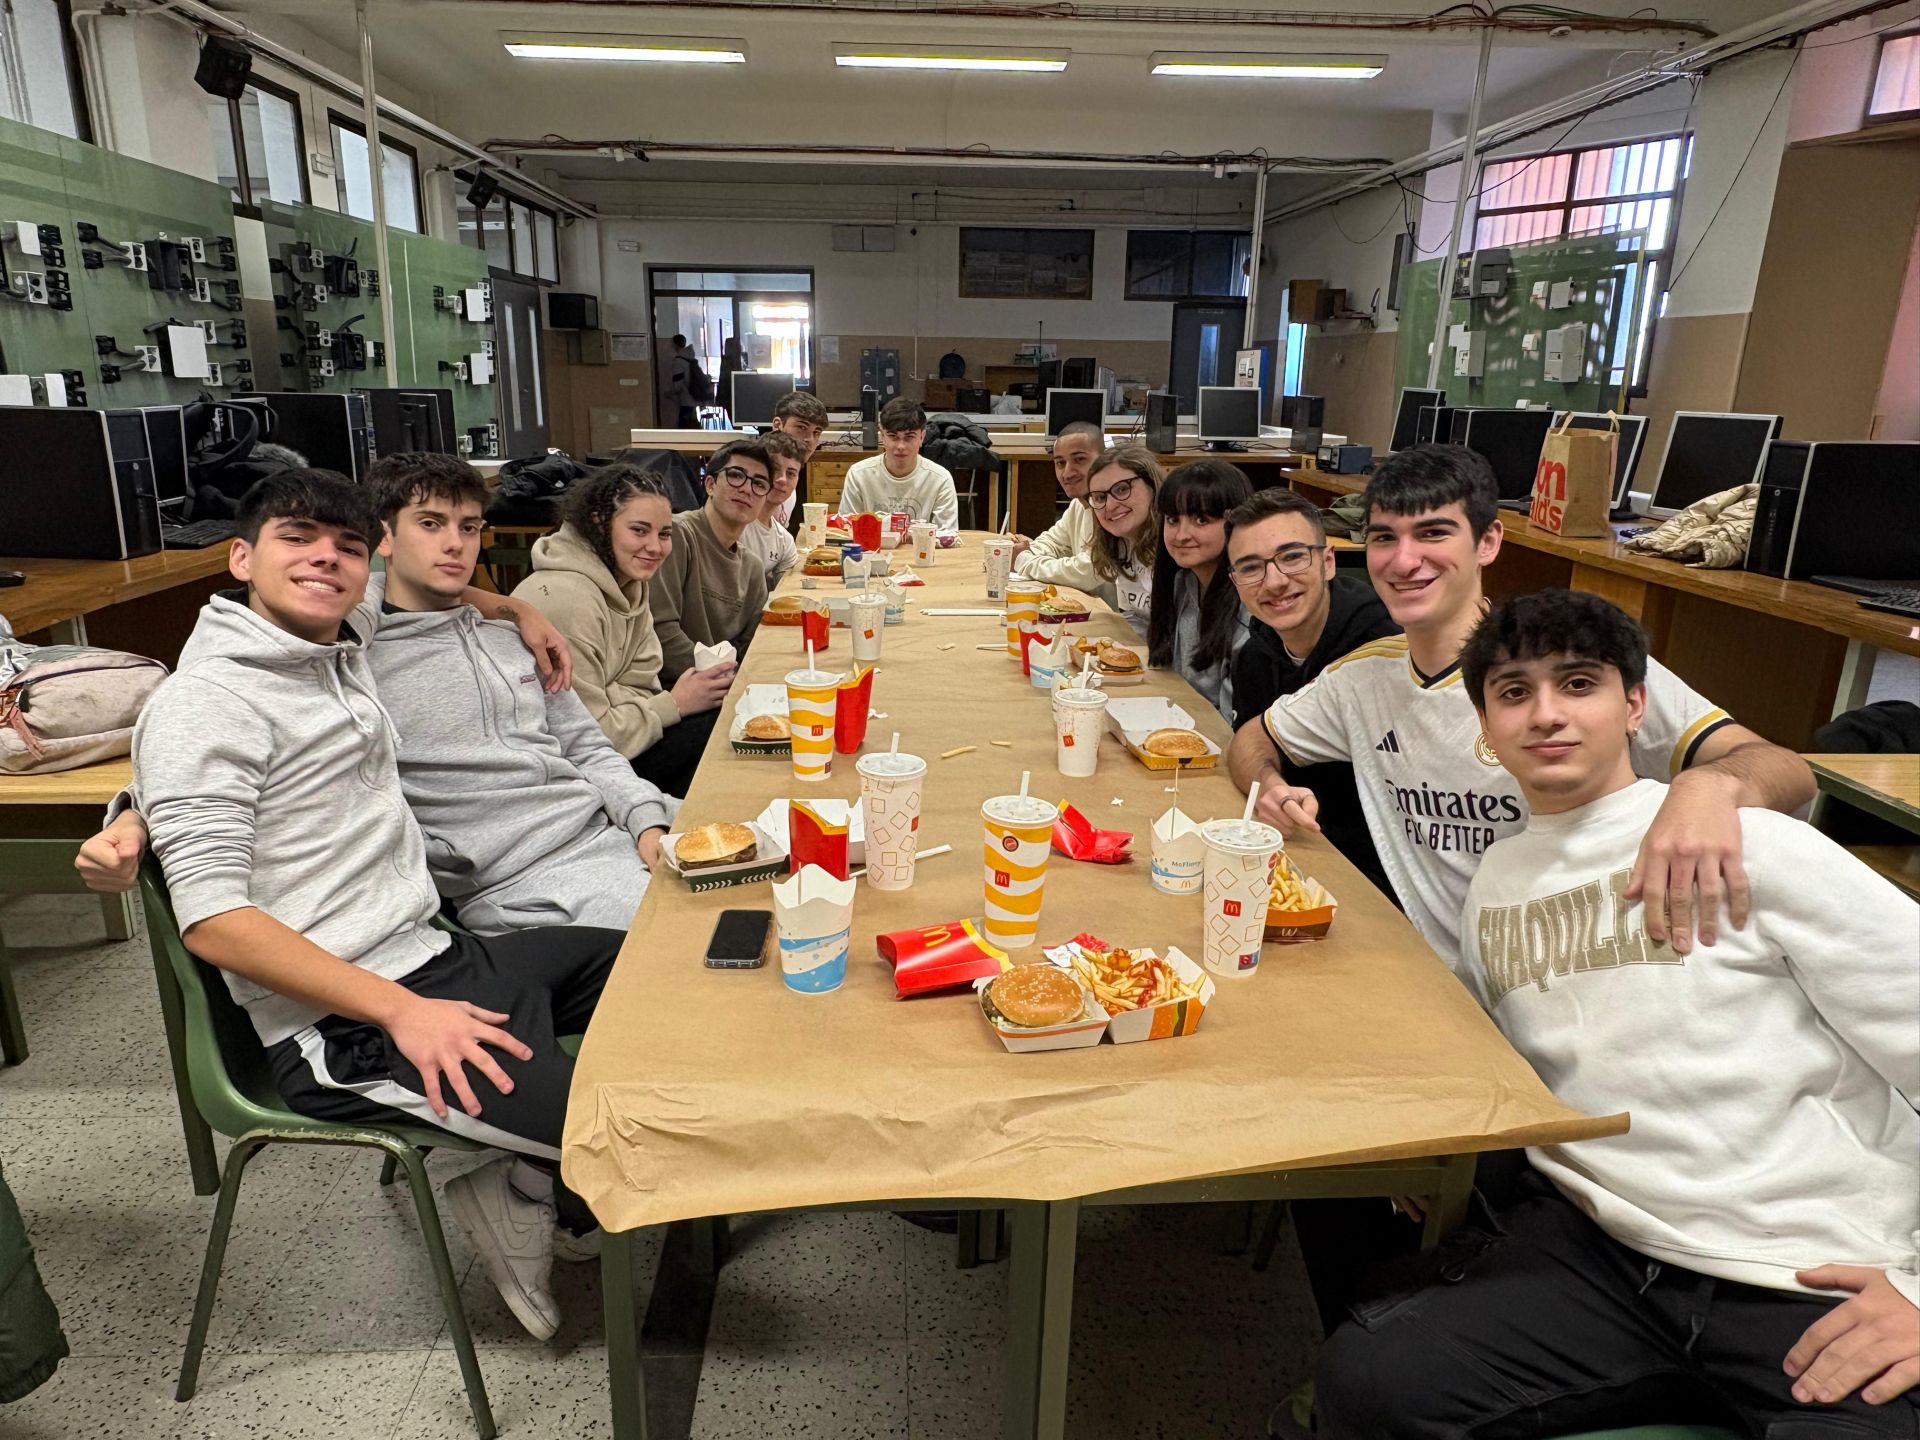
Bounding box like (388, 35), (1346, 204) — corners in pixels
(0, 893), (1321, 1438)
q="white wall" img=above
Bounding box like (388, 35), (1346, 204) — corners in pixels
(1790, 0), (1920, 141)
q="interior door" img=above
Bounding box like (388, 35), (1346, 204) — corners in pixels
(1168, 301), (1248, 411)
(491, 274), (548, 457)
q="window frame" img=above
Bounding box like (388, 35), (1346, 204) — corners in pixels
(1866, 30), (1920, 125)
(458, 180), (560, 285)
(212, 75), (309, 215)
(1470, 131), (1691, 397)
(327, 109), (425, 233)
(957, 226), (1096, 301)
(1123, 229), (1251, 301)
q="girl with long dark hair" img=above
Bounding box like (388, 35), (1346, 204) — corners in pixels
(1146, 459), (1254, 716)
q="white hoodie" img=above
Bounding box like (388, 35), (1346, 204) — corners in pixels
(1462, 779), (1920, 1307)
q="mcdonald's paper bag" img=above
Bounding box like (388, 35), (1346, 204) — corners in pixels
(1529, 413), (1617, 538)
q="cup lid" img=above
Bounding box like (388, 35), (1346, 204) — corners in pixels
(786, 668), (843, 686)
(1054, 687), (1110, 707)
(856, 751), (927, 777)
(1198, 818), (1282, 851)
(983, 794), (1059, 825)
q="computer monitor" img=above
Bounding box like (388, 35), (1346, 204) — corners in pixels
(1646, 411), (1782, 517)
(359, 386), (457, 457)
(1060, 357), (1098, 390)
(1197, 386), (1262, 446)
(1785, 442), (1920, 584)
(138, 405), (191, 508)
(1037, 359), (1063, 397)
(1458, 408), (1555, 503)
(730, 370), (794, 427)
(1044, 388), (1106, 437)
(1391, 387), (1445, 452)
(266, 392), (373, 481)
(1415, 404), (1453, 446)
(956, 385), (992, 413)
(1554, 411), (1649, 509)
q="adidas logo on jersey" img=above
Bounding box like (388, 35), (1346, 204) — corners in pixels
(1374, 730), (1402, 754)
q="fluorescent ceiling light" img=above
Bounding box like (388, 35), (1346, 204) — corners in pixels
(502, 33), (746, 64)
(1150, 52), (1385, 79)
(832, 44), (1068, 73)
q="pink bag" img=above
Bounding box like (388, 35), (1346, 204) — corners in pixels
(0, 647), (169, 774)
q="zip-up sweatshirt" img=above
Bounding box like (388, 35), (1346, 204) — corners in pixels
(511, 524), (681, 759)
(1012, 499), (1110, 601)
(367, 603), (675, 911)
(1462, 779), (1920, 1307)
(132, 592), (449, 1046)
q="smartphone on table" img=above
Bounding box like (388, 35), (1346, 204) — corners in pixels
(705, 909), (772, 969)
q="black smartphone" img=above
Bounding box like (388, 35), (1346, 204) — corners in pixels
(705, 909), (772, 969)
(0, 570), (24, 588)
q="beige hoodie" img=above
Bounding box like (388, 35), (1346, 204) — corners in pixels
(511, 524), (681, 758)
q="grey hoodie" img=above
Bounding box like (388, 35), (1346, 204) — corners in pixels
(132, 592), (449, 1046)
(366, 603), (675, 910)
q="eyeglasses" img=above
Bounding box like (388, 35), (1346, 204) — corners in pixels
(1086, 476), (1142, 510)
(1229, 544), (1326, 586)
(714, 465), (771, 496)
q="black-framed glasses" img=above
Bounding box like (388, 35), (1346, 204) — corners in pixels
(1087, 477), (1141, 510)
(1229, 544), (1326, 586)
(714, 465), (772, 496)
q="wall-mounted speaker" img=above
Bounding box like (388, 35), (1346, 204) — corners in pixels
(194, 35), (253, 100)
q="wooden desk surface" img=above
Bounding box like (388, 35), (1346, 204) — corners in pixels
(0, 757), (131, 806)
(1805, 754), (1920, 818)
(1, 545), (232, 637)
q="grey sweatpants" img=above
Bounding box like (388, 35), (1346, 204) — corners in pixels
(454, 822), (661, 935)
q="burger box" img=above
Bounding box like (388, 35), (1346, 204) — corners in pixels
(1263, 853), (1338, 943)
(973, 966), (1110, 1053)
(661, 821), (789, 892)
(1102, 698), (1223, 771)
(753, 798), (867, 867)
(729, 685), (792, 758)
(1041, 941), (1215, 1044)
(1069, 641), (1148, 688)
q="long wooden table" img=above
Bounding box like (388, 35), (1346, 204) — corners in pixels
(1806, 752), (1920, 898)
(1, 543), (233, 651)
(1290, 469), (1920, 750)
(569, 534), (1623, 1439)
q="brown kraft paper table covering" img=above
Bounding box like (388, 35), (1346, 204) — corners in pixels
(563, 532), (1626, 1233)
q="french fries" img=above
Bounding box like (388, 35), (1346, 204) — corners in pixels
(1268, 858), (1316, 913)
(1066, 945), (1204, 1016)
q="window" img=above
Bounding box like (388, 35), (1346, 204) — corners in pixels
(958, 228), (1094, 300)
(209, 79), (307, 209)
(459, 184), (561, 283)
(0, 0), (84, 139)
(1472, 134), (1689, 391)
(329, 113), (422, 232)
(1125, 230), (1251, 300)
(1869, 33), (1920, 122)
(534, 209), (558, 282)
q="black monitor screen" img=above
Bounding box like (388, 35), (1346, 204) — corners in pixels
(1651, 412), (1782, 515)
(1197, 386), (1261, 440)
(1391, 387), (1444, 451)
(1044, 388), (1106, 437)
(1556, 412), (1648, 505)
(1461, 409), (1555, 501)
(141, 406), (191, 505)
(1788, 442), (1920, 581)
(731, 371), (794, 427)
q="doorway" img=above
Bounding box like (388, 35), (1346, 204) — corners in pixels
(647, 268), (815, 424)
(490, 274), (548, 456)
(1168, 300), (1248, 411)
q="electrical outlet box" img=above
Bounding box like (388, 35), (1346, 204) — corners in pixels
(20, 272), (46, 304)
(12, 221), (40, 256)
(1453, 331), (1486, 379)
(119, 242), (148, 271)
(467, 351), (493, 385)
(205, 362), (225, 388)
(307, 324), (333, 349)
(192, 277), (211, 303)
(461, 286), (490, 322)
(42, 372), (70, 405)
(161, 324), (211, 380)
(198, 321), (218, 344)
(41, 244), (63, 267)
(457, 434), (474, 456)
(1548, 280), (1574, 310)
(81, 249), (103, 270)
(134, 345), (161, 373)
(1543, 323), (1585, 382)
(0, 373), (33, 406)
(186, 237), (206, 263)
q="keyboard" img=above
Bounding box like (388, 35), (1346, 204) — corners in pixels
(1859, 586), (1920, 621)
(161, 518), (237, 549)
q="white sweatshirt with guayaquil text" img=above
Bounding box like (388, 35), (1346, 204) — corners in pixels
(1461, 779), (1920, 1308)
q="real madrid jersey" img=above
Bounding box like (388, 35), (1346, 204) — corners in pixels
(1263, 635), (1732, 965)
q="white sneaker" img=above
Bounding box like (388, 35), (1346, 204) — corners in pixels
(552, 1226), (602, 1263)
(444, 1157), (560, 1341)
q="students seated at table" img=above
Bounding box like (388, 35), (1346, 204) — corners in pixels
(647, 438), (771, 684)
(744, 430), (804, 589)
(364, 453), (677, 932)
(126, 470), (621, 1342)
(1009, 419), (1105, 593)
(1307, 589), (1920, 1440)
(1146, 459), (1253, 717)
(512, 464), (734, 798)
(1232, 444), (1813, 968)
(838, 397), (960, 531)
(1087, 444), (1164, 634)
(768, 390), (829, 526)
(1222, 488), (1397, 899)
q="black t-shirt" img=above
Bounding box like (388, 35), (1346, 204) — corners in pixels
(1231, 575), (1401, 902)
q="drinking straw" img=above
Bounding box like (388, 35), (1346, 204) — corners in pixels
(806, 639), (816, 674)
(1242, 781), (1259, 823)
(1018, 770), (1031, 800)
(890, 732), (900, 755)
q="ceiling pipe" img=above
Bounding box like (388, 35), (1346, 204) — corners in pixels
(1267, 0), (1899, 224)
(131, 0), (597, 218)
(1427, 23), (1492, 389)
(485, 139), (1389, 175)
(355, 0), (398, 387)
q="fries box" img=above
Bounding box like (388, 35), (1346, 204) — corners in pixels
(879, 919), (1012, 998)
(754, 798), (867, 869)
(973, 967), (1109, 1052)
(661, 822), (789, 891)
(1041, 940), (1215, 1044)
(729, 684), (792, 758)
(1263, 853), (1339, 943)
(1103, 698), (1222, 771)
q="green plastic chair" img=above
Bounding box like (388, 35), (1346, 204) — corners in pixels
(138, 864), (498, 1440)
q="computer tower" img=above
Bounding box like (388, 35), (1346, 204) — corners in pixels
(358, 386), (457, 457)
(1279, 394), (1325, 454)
(859, 388), (879, 448)
(1060, 357), (1097, 390)
(1145, 391), (1178, 453)
(1745, 441), (1811, 578)
(267, 392), (375, 481)
(137, 405), (192, 510)
(0, 407), (161, 559)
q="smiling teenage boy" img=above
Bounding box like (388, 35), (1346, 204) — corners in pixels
(125, 470), (622, 1341)
(1010, 419), (1105, 593)
(1310, 589), (1919, 1439)
(837, 397), (960, 531)
(1231, 444), (1814, 966)
(648, 437), (772, 684)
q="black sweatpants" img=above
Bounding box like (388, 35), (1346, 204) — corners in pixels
(630, 706), (721, 798)
(1315, 1169), (1920, 1440)
(266, 926), (621, 1232)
